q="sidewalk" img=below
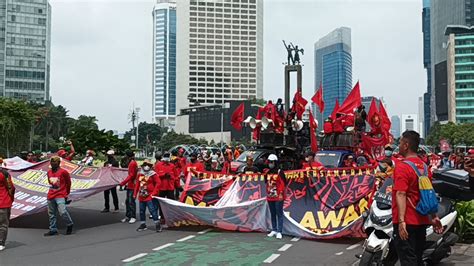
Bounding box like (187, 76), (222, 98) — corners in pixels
(440, 243), (474, 265)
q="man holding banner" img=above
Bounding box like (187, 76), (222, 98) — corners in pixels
(265, 154), (286, 240)
(120, 151), (138, 224)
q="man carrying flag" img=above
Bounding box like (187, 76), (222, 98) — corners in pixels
(291, 90), (308, 120)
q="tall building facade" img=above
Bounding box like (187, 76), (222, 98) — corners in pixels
(422, 0), (431, 135)
(418, 96), (424, 137)
(0, 0), (51, 103)
(176, 0), (263, 120)
(391, 115), (401, 138)
(430, 0), (470, 123)
(152, 0), (177, 128)
(313, 27), (352, 126)
(445, 25), (474, 124)
(401, 114), (419, 133)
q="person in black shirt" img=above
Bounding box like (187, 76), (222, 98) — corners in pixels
(242, 155), (259, 174)
(102, 150), (119, 213)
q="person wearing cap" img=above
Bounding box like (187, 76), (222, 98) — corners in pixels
(184, 153), (205, 177)
(44, 156), (74, 236)
(301, 151), (323, 170)
(57, 140), (75, 161)
(134, 160), (162, 232)
(343, 155), (357, 168)
(243, 155), (259, 174)
(264, 154), (286, 239)
(0, 158), (15, 251)
(119, 150), (138, 224)
(156, 153), (178, 222)
(80, 150), (95, 166)
(323, 117), (333, 135)
(102, 150), (119, 213)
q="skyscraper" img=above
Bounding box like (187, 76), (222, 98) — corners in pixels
(401, 114), (419, 133)
(430, 0), (470, 122)
(313, 27), (352, 126)
(176, 0), (263, 117)
(0, 0), (51, 103)
(391, 115), (401, 138)
(152, 0), (177, 128)
(422, 0), (431, 135)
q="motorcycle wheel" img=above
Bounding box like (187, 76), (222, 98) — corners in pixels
(359, 250), (378, 266)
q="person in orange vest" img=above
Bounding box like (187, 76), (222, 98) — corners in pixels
(119, 150), (138, 224)
(134, 159), (162, 233)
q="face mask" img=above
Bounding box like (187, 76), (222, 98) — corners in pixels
(269, 163), (275, 169)
(143, 166), (150, 171)
(163, 158), (170, 162)
(385, 150), (393, 157)
(305, 157), (310, 162)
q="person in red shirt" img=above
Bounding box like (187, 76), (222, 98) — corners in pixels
(119, 150), (138, 224)
(343, 155), (357, 168)
(184, 153), (205, 177)
(221, 154), (232, 174)
(57, 140), (75, 161)
(0, 158), (15, 250)
(156, 153), (178, 200)
(323, 117), (333, 135)
(392, 131), (443, 266)
(44, 156), (74, 236)
(264, 154), (286, 240)
(343, 113), (355, 129)
(333, 113), (345, 134)
(301, 151), (323, 170)
(134, 160), (162, 233)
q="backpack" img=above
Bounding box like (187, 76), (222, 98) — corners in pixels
(404, 161), (438, 216)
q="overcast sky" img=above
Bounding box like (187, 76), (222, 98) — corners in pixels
(49, 0), (425, 132)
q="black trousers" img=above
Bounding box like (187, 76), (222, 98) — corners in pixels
(104, 187), (119, 210)
(393, 224), (427, 266)
(158, 190), (175, 220)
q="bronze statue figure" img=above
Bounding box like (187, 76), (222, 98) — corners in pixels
(283, 40), (304, 65)
(283, 40), (294, 65)
(290, 43), (304, 65)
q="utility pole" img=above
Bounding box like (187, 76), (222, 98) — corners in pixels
(129, 106), (140, 150)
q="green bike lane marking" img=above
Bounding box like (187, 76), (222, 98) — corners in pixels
(126, 231), (287, 266)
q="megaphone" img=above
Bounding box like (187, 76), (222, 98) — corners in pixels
(261, 117), (274, 129)
(249, 117), (262, 129)
(291, 119), (304, 131)
(243, 116), (253, 124)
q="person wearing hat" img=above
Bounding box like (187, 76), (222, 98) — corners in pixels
(57, 140), (75, 161)
(44, 156), (74, 236)
(264, 154), (286, 239)
(119, 150), (138, 224)
(156, 153), (178, 222)
(0, 157), (15, 250)
(134, 159), (162, 232)
(243, 155), (259, 174)
(301, 151), (323, 170)
(80, 150), (95, 166)
(343, 154), (357, 168)
(102, 150), (119, 213)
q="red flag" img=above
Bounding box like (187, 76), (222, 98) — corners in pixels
(379, 101), (391, 133)
(367, 98), (379, 129)
(309, 111), (318, 152)
(291, 90), (308, 119)
(338, 81), (361, 114)
(230, 102), (245, 131)
(330, 99), (340, 120)
(311, 84), (325, 113)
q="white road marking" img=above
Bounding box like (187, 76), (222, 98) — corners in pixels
(152, 243), (174, 251)
(278, 244), (293, 252)
(351, 260), (360, 266)
(177, 235), (196, 242)
(122, 253), (148, 262)
(263, 254), (281, 263)
(198, 228), (213, 234)
(335, 252), (344, 256)
(290, 237), (300, 242)
(347, 243), (361, 250)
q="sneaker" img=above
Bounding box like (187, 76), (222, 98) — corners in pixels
(43, 231), (58, 237)
(101, 208), (110, 213)
(121, 217), (129, 223)
(112, 209), (119, 213)
(149, 214), (153, 219)
(156, 223), (162, 233)
(136, 224), (147, 232)
(66, 225), (73, 235)
(0, 245), (5, 251)
(267, 231), (277, 237)
(276, 233), (282, 239)
(129, 218), (136, 224)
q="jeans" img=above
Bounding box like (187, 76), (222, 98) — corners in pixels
(393, 224), (427, 266)
(0, 208), (10, 246)
(158, 190), (174, 219)
(104, 187), (119, 210)
(268, 200), (284, 233)
(139, 201), (159, 223)
(47, 198), (74, 232)
(125, 189), (136, 219)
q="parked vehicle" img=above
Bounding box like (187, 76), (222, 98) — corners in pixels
(230, 146), (298, 173)
(315, 150), (355, 168)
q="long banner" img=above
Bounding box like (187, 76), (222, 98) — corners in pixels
(158, 168), (375, 239)
(5, 158), (127, 219)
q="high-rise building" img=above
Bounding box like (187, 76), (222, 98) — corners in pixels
(422, 0), (432, 135)
(401, 114), (419, 133)
(313, 27), (352, 126)
(0, 0), (51, 103)
(430, 0), (471, 123)
(445, 25), (474, 124)
(418, 96), (424, 137)
(152, 0), (177, 128)
(391, 115), (401, 138)
(176, 0), (263, 121)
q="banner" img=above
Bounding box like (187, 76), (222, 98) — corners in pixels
(3, 156), (36, 170)
(168, 168), (376, 239)
(180, 173), (234, 206)
(7, 159), (128, 219)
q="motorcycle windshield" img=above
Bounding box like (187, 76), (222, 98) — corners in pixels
(374, 177), (393, 209)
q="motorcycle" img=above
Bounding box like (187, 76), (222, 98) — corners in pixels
(359, 177), (459, 265)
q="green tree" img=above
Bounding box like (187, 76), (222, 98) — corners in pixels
(124, 122), (166, 148)
(0, 98), (35, 157)
(427, 122), (474, 146)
